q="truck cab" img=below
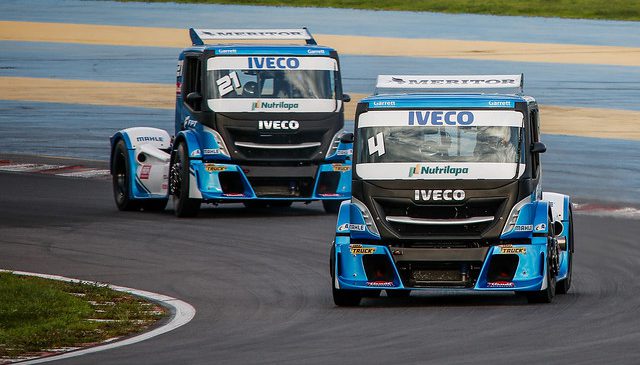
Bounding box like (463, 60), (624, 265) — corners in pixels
(110, 29), (352, 217)
(331, 75), (574, 306)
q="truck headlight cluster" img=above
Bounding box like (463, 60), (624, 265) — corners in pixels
(351, 197), (380, 237)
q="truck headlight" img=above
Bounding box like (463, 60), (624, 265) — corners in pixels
(502, 196), (531, 234)
(326, 129), (351, 159)
(351, 197), (380, 237)
(210, 129), (230, 158)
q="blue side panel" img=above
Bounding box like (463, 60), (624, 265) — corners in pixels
(177, 130), (202, 159)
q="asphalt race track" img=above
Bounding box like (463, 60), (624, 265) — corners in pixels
(2, 170), (640, 364)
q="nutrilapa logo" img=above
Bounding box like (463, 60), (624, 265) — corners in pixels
(408, 164), (469, 177)
(251, 100), (299, 111)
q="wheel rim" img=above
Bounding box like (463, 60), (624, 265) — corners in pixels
(114, 152), (127, 203)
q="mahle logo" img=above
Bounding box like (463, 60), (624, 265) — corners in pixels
(408, 164), (469, 177)
(251, 101), (299, 111)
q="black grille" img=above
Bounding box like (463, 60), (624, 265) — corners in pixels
(225, 126), (327, 160)
(375, 197), (507, 237)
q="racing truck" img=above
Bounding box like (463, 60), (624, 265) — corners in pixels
(110, 28), (352, 217)
(331, 75), (574, 305)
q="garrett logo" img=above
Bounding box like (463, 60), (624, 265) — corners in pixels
(414, 189), (465, 201)
(258, 120), (299, 130)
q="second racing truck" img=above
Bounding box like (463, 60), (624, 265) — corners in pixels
(331, 75), (574, 305)
(110, 28), (352, 216)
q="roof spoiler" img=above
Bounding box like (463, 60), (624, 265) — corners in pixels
(375, 74), (524, 94)
(189, 28), (317, 46)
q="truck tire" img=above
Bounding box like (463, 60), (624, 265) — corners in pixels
(112, 140), (139, 211)
(556, 206), (574, 294)
(170, 143), (200, 217)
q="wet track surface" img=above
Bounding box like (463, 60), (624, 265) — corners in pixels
(2, 172), (640, 364)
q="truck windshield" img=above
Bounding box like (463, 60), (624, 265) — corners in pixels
(356, 126), (521, 164)
(208, 69), (335, 99)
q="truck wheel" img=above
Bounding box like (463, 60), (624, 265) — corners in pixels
(330, 243), (362, 306)
(112, 140), (139, 211)
(170, 143), (200, 217)
(322, 200), (343, 214)
(556, 206), (574, 294)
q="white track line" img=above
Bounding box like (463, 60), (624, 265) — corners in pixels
(1, 270), (196, 364)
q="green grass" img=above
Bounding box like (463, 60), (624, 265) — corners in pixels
(0, 273), (166, 359)
(127, 0), (640, 21)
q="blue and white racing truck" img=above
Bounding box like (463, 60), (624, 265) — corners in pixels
(110, 28), (352, 216)
(331, 75), (574, 305)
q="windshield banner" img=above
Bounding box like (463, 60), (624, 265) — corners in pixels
(358, 110), (523, 128)
(208, 57), (338, 71)
(208, 98), (340, 113)
(356, 162), (525, 180)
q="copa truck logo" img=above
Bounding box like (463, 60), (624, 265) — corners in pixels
(248, 57), (300, 69)
(414, 189), (465, 201)
(408, 111), (474, 126)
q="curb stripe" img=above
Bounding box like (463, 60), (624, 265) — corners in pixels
(1, 270), (196, 365)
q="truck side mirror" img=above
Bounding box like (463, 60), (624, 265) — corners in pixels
(531, 142), (546, 154)
(186, 91), (202, 103)
(340, 132), (354, 144)
(342, 94), (351, 103)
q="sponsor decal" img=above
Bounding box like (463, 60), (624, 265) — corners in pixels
(535, 223), (547, 232)
(390, 77), (518, 86)
(258, 120), (299, 130)
(203, 148), (220, 155)
(372, 101), (396, 107)
(338, 223), (366, 232)
(217, 49), (237, 54)
(248, 57), (300, 69)
(350, 244), (376, 255)
(408, 164), (469, 177)
(202, 30), (308, 37)
(514, 224), (533, 232)
(190, 149), (201, 157)
(488, 101), (513, 107)
(251, 101), (299, 111)
(499, 245), (527, 254)
(337, 149), (353, 156)
(366, 281), (394, 287)
(140, 164), (151, 179)
(332, 164), (351, 172)
(184, 116), (198, 129)
(205, 164), (226, 172)
(487, 281), (515, 288)
(136, 136), (164, 142)
(367, 133), (385, 157)
(307, 49), (326, 54)
(408, 111), (474, 126)
(414, 189), (465, 201)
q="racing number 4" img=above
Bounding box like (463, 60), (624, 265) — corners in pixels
(217, 71), (241, 97)
(368, 132), (385, 157)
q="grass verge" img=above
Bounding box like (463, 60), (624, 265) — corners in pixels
(0, 272), (166, 360)
(123, 0), (640, 21)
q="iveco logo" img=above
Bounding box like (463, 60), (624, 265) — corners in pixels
(414, 189), (465, 201)
(258, 120), (299, 130)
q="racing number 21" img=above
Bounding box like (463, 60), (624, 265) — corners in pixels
(217, 72), (241, 97)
